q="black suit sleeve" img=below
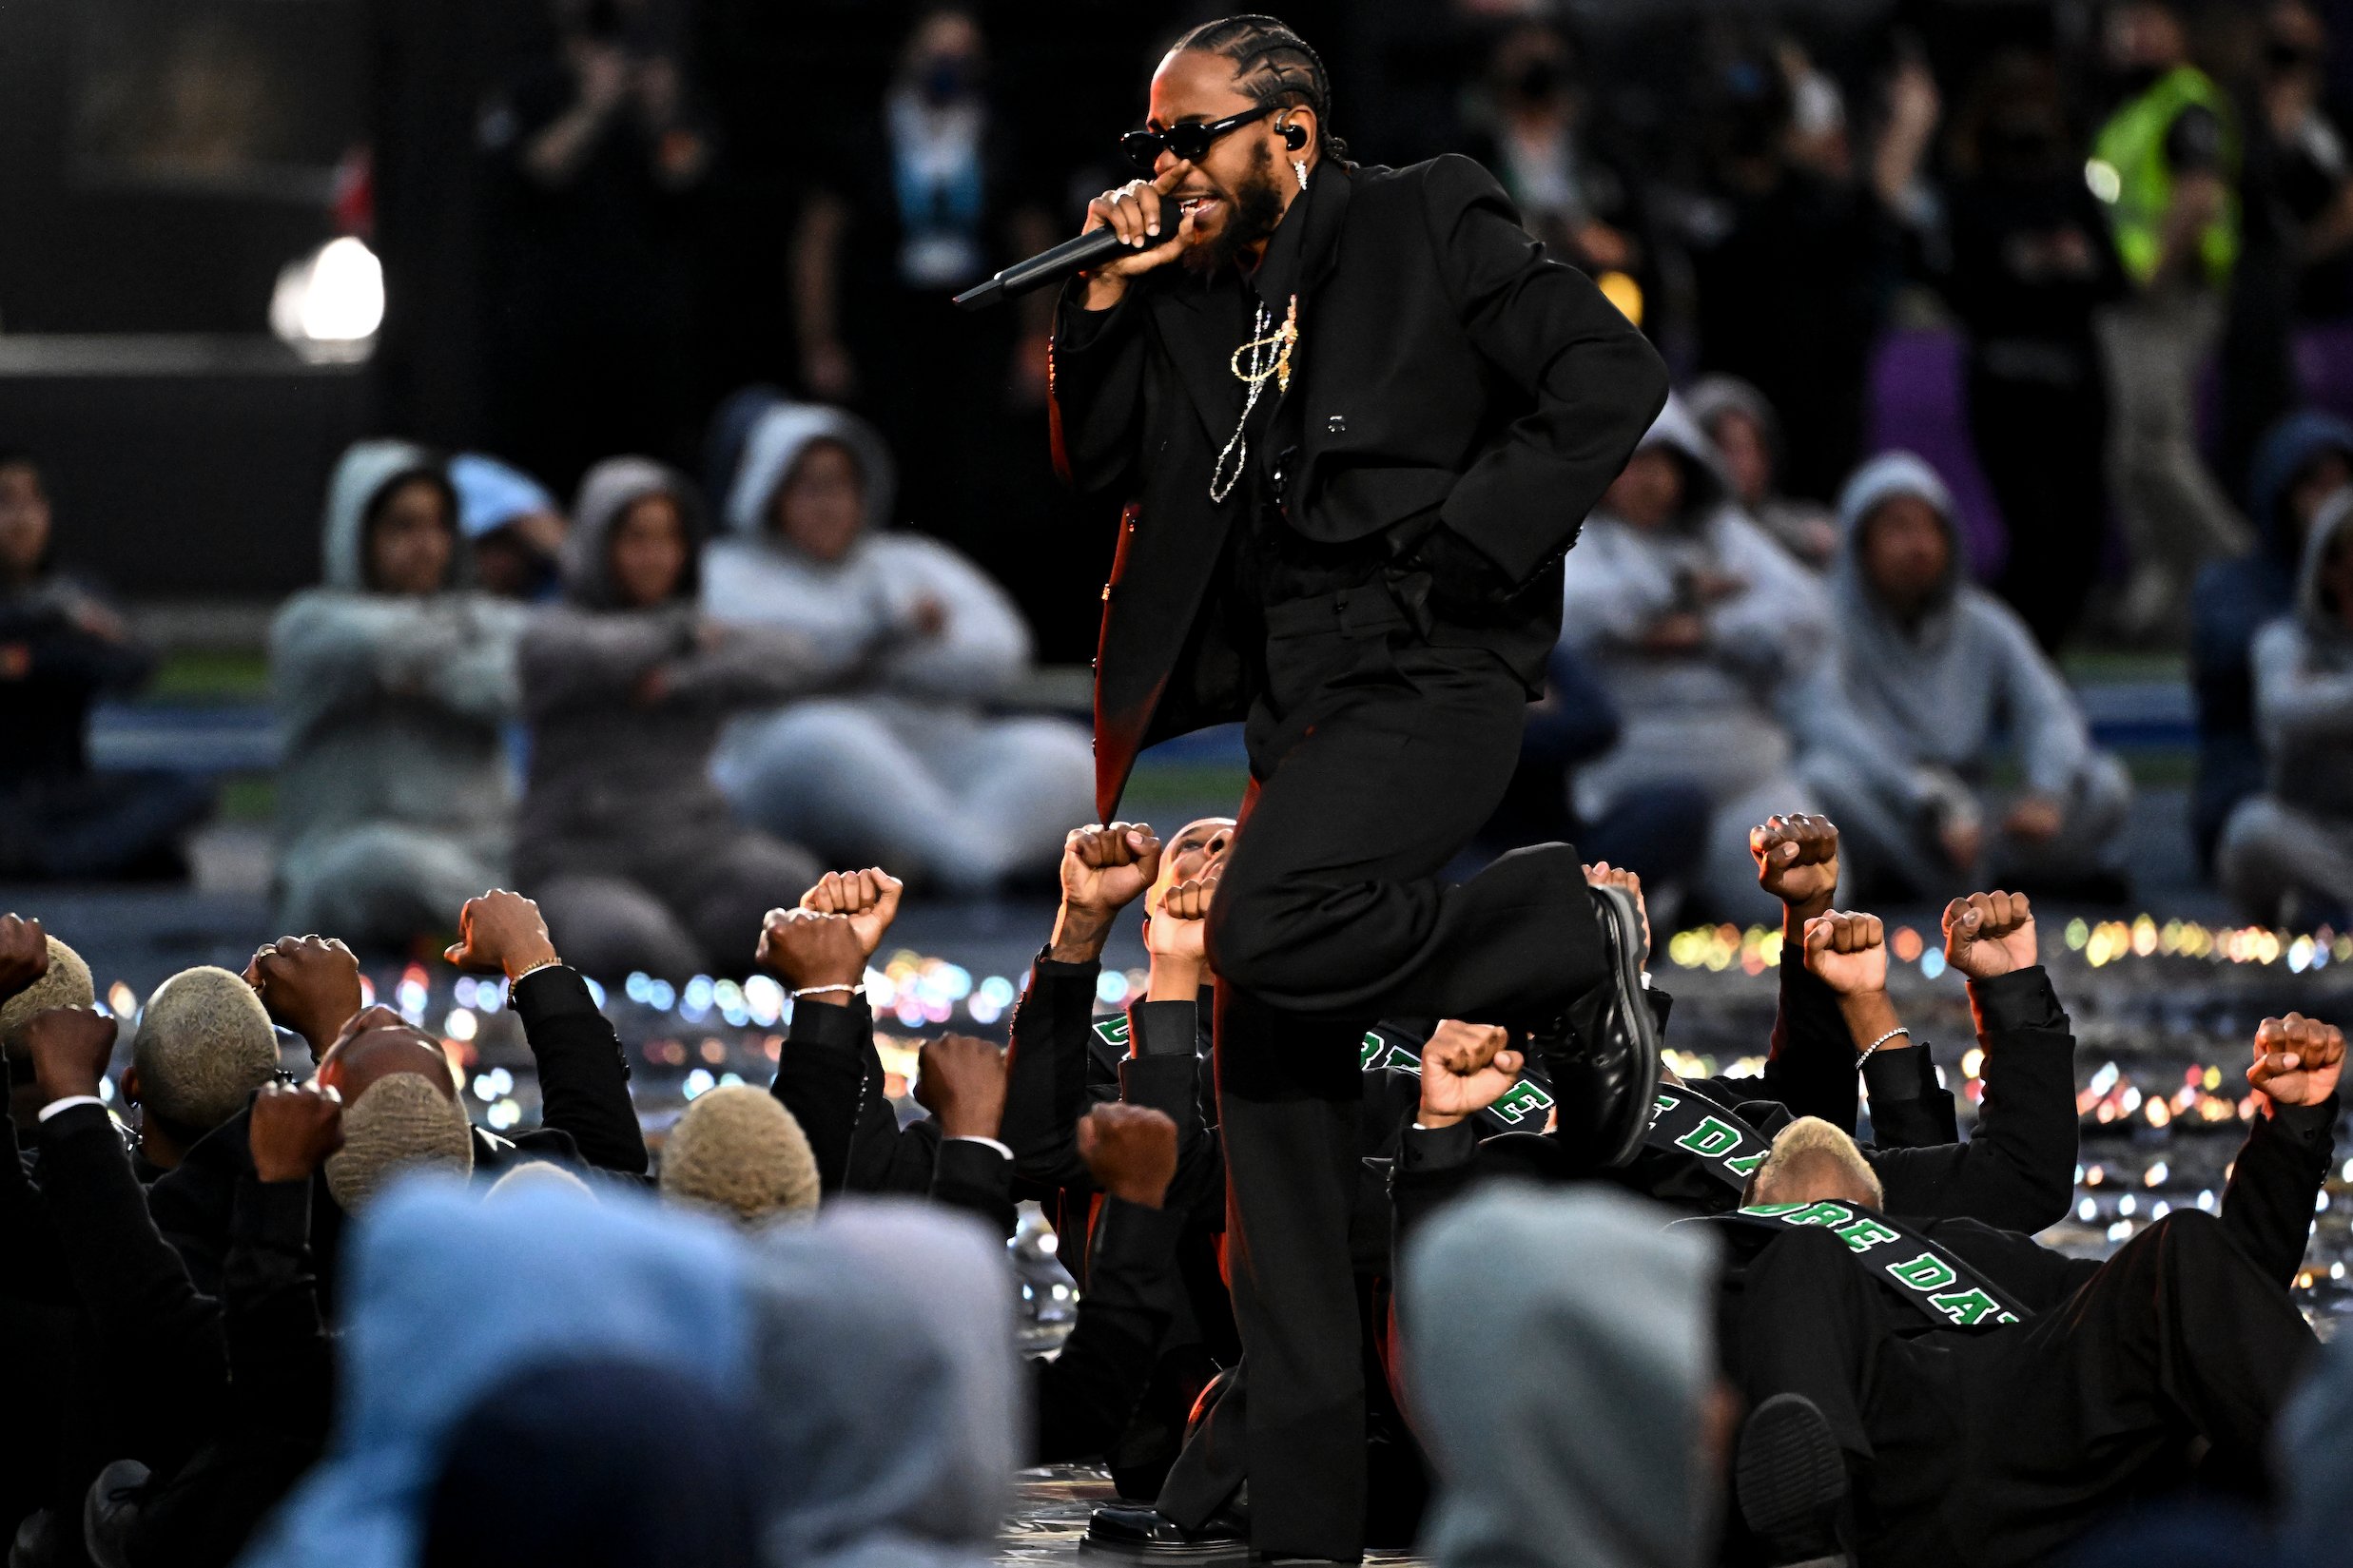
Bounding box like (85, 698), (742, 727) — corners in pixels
(1419, 154), (1671, 584)
(510, 967), (647, 1176)
(1756, 937), (1861, 1134)
(998, 952), (1110, 1189)
(36, 1106), (227, 1421)
(1388, 1118), (1482, 1295)
(1866, 969), (2080, 1233)
(1859, 1044), (1953, 1150)
(1032, 1196), (1186, 1462)
(1049, 283), (1150, 495)
(2222, 1094), (2337, 1289)
(769, 996), (940, 1195)
(929, 1138), (1018, 1237)
(0, 1113), (68, 1302)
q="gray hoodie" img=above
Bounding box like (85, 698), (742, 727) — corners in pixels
(1403, 1185), (1721, 1568)
(2249, 489), (2353, 820)
(703, 403), (1032, 703)
(1799, 452), (2096, 809)
(270, 441), (528, 860)
(516, 456), (831, 878)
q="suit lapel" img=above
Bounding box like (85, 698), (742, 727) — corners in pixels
(1153, 274), (1247, 455)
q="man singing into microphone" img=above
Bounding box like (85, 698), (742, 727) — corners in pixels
(1050, 16), (1670, 1562)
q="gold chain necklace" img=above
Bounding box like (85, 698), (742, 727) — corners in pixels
(1208, 293), (1299, 504)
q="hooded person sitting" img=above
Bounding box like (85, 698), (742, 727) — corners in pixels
(270, 441), (530, 953)
(702, 400), (1094, 896)
(2217, 490), (2353, 926)
(515, 455), (824, 982)
(1798, 452), (2131, 900)
(1687, 375), (1839, 570)
(120, 966), (283, 1177)
(2192, 410), (2353, 870)
(448, 454), (567, 603)
(1559, 397), (1834, 924)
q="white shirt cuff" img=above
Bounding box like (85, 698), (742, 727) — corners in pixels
(37, 1095), (103, 1123)
(947, 1135), (1014, 1161)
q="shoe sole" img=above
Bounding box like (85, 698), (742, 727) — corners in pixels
(1736, 1394), (1850, 1567)
(1591, 882), (1663, 1169)
(1079, 1534), (1251, 1565)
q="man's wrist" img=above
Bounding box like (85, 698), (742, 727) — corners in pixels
(794, 979), (862, 1008)
(1415, 1104), (1468, 1132)
(501, 942), (562, 982)
(1838, 992), (1908, 1055)
(1145, 959), (1204, 1002)
(1105, 1179), (1166, 1210)
(1079, 275), (1128, 313)
(1047, 904), (1113, 964)
(35, 1079), (102, 1110)
(37, 1094), (104, 1123)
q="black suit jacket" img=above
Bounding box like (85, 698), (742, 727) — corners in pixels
(1050, 154), (1669, 817)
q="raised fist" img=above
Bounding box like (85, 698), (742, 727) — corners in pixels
(2249, 1014), (2345, 1109)
(1941, 891), (2036, 982)
(1076, 1103), (1180, 1209)
(799, 868), (905, 960)
(1416, 1020), (1524, 1131)
(0, 915), (48, 1003)
(914, 1034), (1009, 1142)
(25, 1008), (119, 1107)
(245, 935), (362, 1060)
(1148, 865), (1219, 969)
(443, 891), (560, 981)
(754, 909), (866, 997)
(1802, 911), (1888, 999)
(1752, 814), (1840, 916)
(249, 1081), (344, 1183)
(1060, 824), (1162, 920)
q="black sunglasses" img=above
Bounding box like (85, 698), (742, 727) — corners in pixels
(1119, 105), (1276, 176)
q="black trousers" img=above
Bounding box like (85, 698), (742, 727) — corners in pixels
(1738, 1211), (2315, 1568)
(1969, 360), (2110, 653)
(1171, 587), (1610, 1559)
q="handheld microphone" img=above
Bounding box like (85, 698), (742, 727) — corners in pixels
(952, 226), (1131, 311)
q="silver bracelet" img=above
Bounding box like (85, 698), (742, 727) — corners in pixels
(792, 983), (865, 999)
(1856, 1026), (1910, 1067)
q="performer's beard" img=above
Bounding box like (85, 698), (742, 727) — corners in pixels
(1182, 144), (1289, 276)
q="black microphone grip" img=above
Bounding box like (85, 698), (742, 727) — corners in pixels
(952, 226), (1130, 311)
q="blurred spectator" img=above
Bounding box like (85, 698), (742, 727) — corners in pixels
(1684, 42), (1938, 501)
(790, 8), (1056, 556)
(2260, 1), (2353, 322)
(2091, 0), (2256, 638)
(0, 452), (211, 882)
(515, 456), (821, 980)
(1458, 24), (1658, 324)
(1799, 453), (2132, 900)
(449, 455), (568, 602)
(2217, 489), (2353, 925)
(270, 442), (528, 951)
(1685, 375), (1839, 568)
(1941, 51), (2127, 651)
(1402, 1185), (1728, 1568)
(2191, 409), (2353, 868)
(704, 401), (1092, 895)
(1558, 399), (1831, 925)
(479, 0), (710, 493)
(421, 1357), (768, 1568)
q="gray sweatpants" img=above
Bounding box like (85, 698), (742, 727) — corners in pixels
(2217, 796), (2353, 925)
(1801, 750), (2133, 900)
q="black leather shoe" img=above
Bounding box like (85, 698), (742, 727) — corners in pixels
(1534, 882), (1661, 1170)
(1736, 1394), (1853, 1567)
(1082, 1504), (1251, 1564)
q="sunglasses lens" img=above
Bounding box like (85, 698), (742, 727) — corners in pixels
(1119, 132), (1163, 173)
(1165, 126), (1211, 163)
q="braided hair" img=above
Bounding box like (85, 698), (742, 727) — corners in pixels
(1171, 15), (1350, 164)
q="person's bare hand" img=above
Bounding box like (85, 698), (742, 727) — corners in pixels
(1938, 817), (1984, 871)
(1145, 869), (1214, 966)
(914, 1034), (1009, 1141)
(802, 339), (858, 400)
(1416, 1020), (1524, 1131)
(1643, 610), (1706, 653)
(1752, 814), (1840, 919)
(1062, 824), (1162, 919)
(904, 596), (947, 639)
(1077, 1103), (1180, 1209)
(0, 915), (48, 1003)
(2249, 1014), (2345, 1108)
(25, 1008), (117, 1107)
(443, 891), (560, 981)
(798, 868), (904, 960)
(1688, 568), (1748, 605)
(1583, 863), (1650, 959)
(1079, 167), (1197, 307)
(248, 1081), (344, 1184)
(2002, 796), (2064, 844)
(245, 935), (362, 1061)
(1941, 891), (2036, 982)
(754, 909), (865, 1000)
(1802, 912), (1889, 998)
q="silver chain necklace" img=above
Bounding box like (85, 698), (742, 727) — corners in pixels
(1208, 296), (1299, 504)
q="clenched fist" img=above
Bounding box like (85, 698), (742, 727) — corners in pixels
(754, 909), (866, 1000)
(25, 1008), (118, 1107)
(2249, 1014), (2345, 1109)
(249, 1081), (344, 1183)
(1077, 1103), (1179, 1209)
(1941, 891), (2036, 982)
(1801, 911), (1888, 999)
(914, 1034), (1009, 1142)
(0, 915), (48, 1003)
(1051, 824), (1161, 962)
(1752, 814), (1840, 919)
(1416, 1020), (1524, 1131)
(245, 935), (362, 1060)
(443, 891), (560, 981)
(799, 868), (905, 960)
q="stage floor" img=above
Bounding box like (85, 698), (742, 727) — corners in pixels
(1001, 1470), (1426, 1567)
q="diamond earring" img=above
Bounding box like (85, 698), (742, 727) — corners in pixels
(1293, 159), (1309, 191)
